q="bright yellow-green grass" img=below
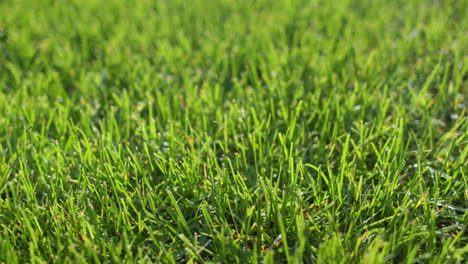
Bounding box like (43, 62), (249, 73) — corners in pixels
(0, 0), (467, 263)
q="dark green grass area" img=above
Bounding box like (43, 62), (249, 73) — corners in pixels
(0, 0), (467, 263)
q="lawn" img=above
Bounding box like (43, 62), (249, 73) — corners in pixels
(0, 0), (467, 263)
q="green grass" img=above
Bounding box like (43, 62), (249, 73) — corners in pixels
(0, 0), (467, 263)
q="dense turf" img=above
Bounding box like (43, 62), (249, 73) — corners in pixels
(0, 0), (467, 263)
